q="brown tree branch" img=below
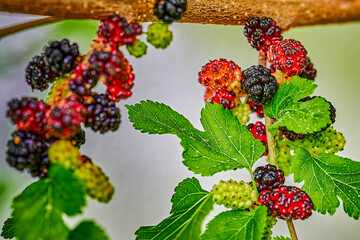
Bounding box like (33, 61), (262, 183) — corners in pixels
(1, 0), (360, 29)
(0, 17), (60, 39)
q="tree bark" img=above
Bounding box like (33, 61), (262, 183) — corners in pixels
(1, 0), (360, 29)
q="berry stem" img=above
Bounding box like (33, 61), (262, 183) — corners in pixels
(286, 219), (299, 240)
(265, 115), (277, 166)
(0, 17), (59, 39)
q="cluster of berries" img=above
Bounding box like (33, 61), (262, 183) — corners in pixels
(254, 165), (313, 221)
(4, 14), (147, 203)
(212, 164), (312, 239)
(244, 16), (316, 83)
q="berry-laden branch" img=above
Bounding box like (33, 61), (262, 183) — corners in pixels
(1, 0), (360, 29)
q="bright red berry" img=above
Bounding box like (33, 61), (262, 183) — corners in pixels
(267, 39), (308, 77)
(45, 96), (86, 139)
(259, 186), (313, 220)
(198, 59), (242, 95)
(253, 164), (285, 192)
(247, 98), (264, 118)
(247, 121), (267, 150)
(210, 89), (236, 109)
(243, 17), (283, 54)
(7, 97), (50, 134)
(97, 15), (142, 46)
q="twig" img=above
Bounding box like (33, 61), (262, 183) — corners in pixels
(0, 17), (60, 39)
(265, 115), (277, 166)
(287, 219), (299, 240)
(1, 0), (360, 29)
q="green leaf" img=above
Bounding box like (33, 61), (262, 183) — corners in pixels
(11, 164), (87, 240)
(68, 220), (109, 240)
(135, 178), (213, 240)
(200, 206), (268, 240)
(291, 148), (360, 219)
(264, 77), (332, 134)
(1, 218), (15, 239)
(272, 236), (291, 240)
(127, 101), (265, 176)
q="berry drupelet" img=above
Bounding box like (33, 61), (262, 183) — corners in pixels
(83, 93), (121, 133)
(25, 55), (59, 91)
(210, 89), (236, 109)
(44, 38), (80, 74)
(259, 186), (313, 220)
(7, 97), (50, 134)
(154, 0), (187, 24)
(241, 65), (278, 105)
(267, 39), (308, 77)
(243, 17), (283, 54)
(6, 130), (53, 178)
(97, 15), (142, 46)
(253, 164), (285, 192)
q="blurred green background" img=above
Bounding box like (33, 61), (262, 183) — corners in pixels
(0, 13), (359, 239)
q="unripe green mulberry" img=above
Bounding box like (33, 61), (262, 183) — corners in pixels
(231, 100), (252, 125)
(48, 140), (81, 170)
(126, 39), (148, 58)
(294, 126), (345, 155)
(262, 215), (277, 240)
(74, 160), (115, 203)
(275, 141), (292, 176)
(147, 21), (173, 49)
(212, 180), (257, 210)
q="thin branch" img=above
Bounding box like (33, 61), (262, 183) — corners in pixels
(0, 17), (60, 39)
(287, 219), (299, 240)
(1, 0), (360, 29)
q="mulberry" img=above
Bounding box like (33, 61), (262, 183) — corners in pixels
(259, 186), (313, 220)
(97, 15), (142, 46)
(247, 122), (268, 151)
(198, 58), (242, 95)
(74, 159), (115, 203)
(25, 55), (59, 91)
(6, 130), (52, 178)
(154, 0), (187, 24)
(243, 17), (283, 54)
(210, 89), (236, 110)
(267, 39), (308, 77)
(212, 180), (258, 210)
(7, 97), (50, 134)
(253, 164), (285, 192)
(44, 38), (79, 73)
(45, 96), (86, 139)
(83, 93), (121, 133)
(241, 65), (278, 105)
